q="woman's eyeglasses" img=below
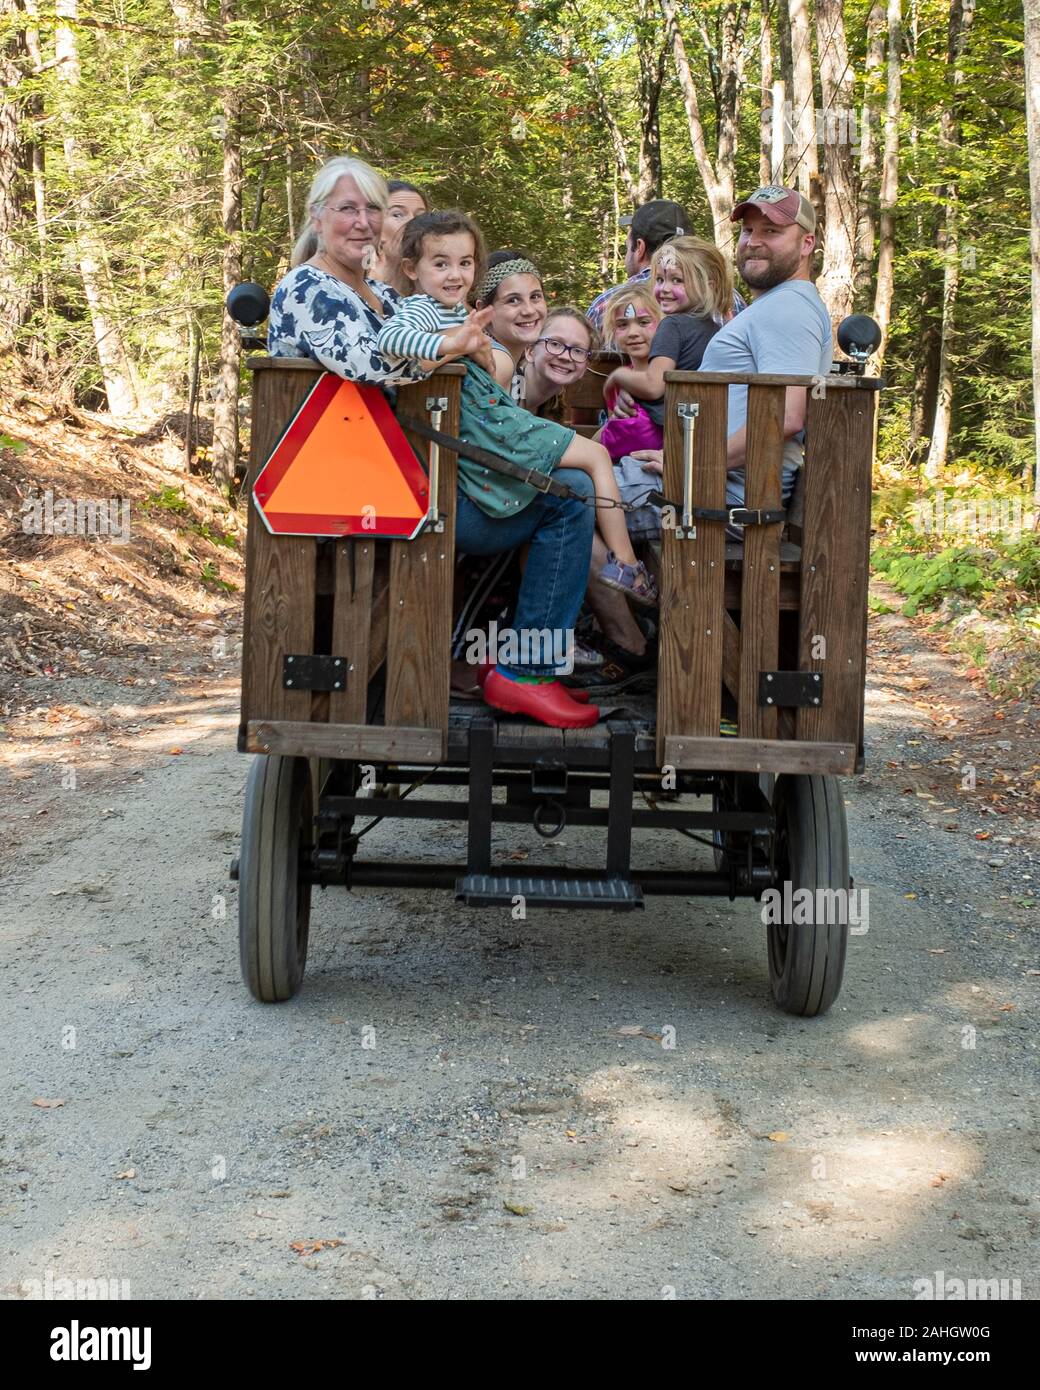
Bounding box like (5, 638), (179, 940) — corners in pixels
(537, 336), (591, 363)
(324, 203), (382, 221)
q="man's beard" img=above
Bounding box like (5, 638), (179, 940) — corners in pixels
(737, 243), (801, 291)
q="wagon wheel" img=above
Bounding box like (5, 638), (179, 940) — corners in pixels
(238, 755), (313, 1003)
(768, 774), (849, 1017)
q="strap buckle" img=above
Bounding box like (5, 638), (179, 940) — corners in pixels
(522, 468), (555, 493)
(726, 507), (786, 527)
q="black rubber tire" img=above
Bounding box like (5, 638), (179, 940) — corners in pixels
(768, 774), (849, 1017)
(238, 755), (313, 1003)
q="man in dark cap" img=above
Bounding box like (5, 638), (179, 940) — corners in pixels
(586, 199), (692, 333)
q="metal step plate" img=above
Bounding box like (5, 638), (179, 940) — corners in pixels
(456, 875), (644, 911)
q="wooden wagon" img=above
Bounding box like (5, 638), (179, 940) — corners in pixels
(228, 291), (882, 1016)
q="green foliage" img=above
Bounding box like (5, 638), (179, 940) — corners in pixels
(873, 543), (988, 615)
(191, 520), (237, 549)
(872, 482), (1040, 616)
(143, 486), (190, 516)
(199, 558), (237, 590)
(0, 0), (1032, 487)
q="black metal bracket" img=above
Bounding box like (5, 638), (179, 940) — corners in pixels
(531, 758), (567, 799)
(466, 718), (495, 873)
(282, 654), (348, 691)
(758, 671), (824, 708)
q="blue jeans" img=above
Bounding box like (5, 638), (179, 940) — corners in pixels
(454, 469), (595, 677)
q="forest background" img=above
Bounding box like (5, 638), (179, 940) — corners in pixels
(2, 0), (1040, 683)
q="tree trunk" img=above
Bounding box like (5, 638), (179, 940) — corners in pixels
(659, 0), (749, 253)
(577, 43), (638, 204)
(171, 0), (208, 465)
(924, 0), (975, 481)
(775, 0), (795, 181)
(211, 0), (243, 494)
(855, 1), (886, 307)
(787, 0), (821, 230)
(1024, 0), (1040, 505)
(759, 0), (774, 184)
(0, 0), (29, 351)
(636, 0), (666, 201)
(871, 0), (902, 368)
(55, 0), (138, 416)
(814, 0), (857, 329)
(22, 0), (48, 358)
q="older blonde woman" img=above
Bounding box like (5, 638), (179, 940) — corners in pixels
(268, 156), (486, 380)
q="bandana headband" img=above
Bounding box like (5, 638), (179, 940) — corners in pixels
(477, 257), (540, 302)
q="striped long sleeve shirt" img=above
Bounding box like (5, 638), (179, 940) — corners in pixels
(376, 293), (468, 369)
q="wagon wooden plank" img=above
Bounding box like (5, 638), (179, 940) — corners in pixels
(738, 385), (784, 739)
(328, 538), (376, 724)
(666, 371), (883, 390)
(656, 381), (728, 761)
(247, 720), (444, 762)
(384, 376), (461, 732)
(796, 389), (875, 743)
(663, 735), (856, 775)
(722, 611), (741, 703)
(241, 363), (324, 727)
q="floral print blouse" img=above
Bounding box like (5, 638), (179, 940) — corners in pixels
(267, 263), (426, 384)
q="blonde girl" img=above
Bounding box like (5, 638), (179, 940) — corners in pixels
(604, 236), (732, 425)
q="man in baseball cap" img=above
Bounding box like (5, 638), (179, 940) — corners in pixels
(695, 184), (832, 522)
(587, 199), (695, 332)
(731, 184), (816, 232)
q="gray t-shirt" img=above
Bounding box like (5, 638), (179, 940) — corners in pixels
(698, 278), (833, 505)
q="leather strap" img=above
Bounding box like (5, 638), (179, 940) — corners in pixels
(395, 413), (580, 502)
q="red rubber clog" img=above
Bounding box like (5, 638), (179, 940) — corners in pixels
(477, 663), (591, 704)
(483, 671), (600, 729)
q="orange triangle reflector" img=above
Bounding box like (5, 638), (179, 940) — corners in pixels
(253, 374), (430, 538)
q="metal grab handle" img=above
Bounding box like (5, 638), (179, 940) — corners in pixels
(425, 394), (448, 532)
(676, 402), (699, 539)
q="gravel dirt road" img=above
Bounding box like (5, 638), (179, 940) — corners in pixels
(2, 602), (1037, 1301)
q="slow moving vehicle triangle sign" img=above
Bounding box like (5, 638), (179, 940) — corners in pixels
(253, 374), (430, 538)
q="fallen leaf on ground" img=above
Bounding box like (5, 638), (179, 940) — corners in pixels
(503, 1201), (530, 1216)
(767, 1131), (789, 1143)
(32, 1098), (65, 1108)
(289, 1239), (342, 1256)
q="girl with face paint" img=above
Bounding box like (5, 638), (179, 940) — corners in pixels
(603, 236), (730, 435)
(597, 287), (665, 462)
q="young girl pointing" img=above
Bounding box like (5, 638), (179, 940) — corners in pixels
(377, 211), (658, 609)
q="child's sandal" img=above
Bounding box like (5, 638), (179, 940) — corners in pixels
(598, 554), (659, 609)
